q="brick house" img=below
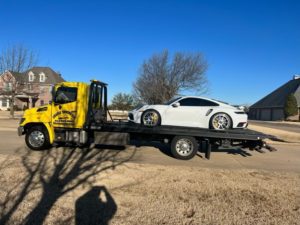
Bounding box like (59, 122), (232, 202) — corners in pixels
(0, 67), (65, 110)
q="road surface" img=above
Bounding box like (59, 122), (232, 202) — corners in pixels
(0, 119), (299, 173)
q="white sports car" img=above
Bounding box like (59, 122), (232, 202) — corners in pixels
(128, 96), (248, 130)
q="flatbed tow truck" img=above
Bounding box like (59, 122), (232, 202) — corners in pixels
(18, 80), (276, 160)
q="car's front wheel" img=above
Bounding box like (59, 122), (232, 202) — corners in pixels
(141, 110), (161, 127)
(210, 113), (232, 130)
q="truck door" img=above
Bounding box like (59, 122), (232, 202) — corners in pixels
(52, 85), (78, 128)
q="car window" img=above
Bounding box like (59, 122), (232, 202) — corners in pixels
(179, 98), (219, 107)
(164, 97), (182, 105)
(54, 87), (77, 104)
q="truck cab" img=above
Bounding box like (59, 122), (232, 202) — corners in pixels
(18, 80), (108, 150)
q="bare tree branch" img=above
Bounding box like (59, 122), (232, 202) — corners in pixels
(0, 44), (38, 74)
(133, 50), (208, 104)
(0, 44), (39, 117)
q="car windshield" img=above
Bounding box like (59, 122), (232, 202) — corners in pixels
(133, 104), (145, 111)
(164, 97), (182, 105)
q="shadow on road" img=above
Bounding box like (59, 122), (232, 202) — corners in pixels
(131, 140), (254, 159)
(0, 145), (136, 225)
(213, 147), (253, 157)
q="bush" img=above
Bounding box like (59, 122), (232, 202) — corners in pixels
(284, 94), (298, 119)
(109, 93), (136, 111)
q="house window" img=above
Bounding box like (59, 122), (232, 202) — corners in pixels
(2, 100), (7, 107)
(4, 82), (12, 91)
(2, 98), (9, 107)
(40, 100), (44, 106)
(39, 73), (46, 82)
(28, 71), (34, 82)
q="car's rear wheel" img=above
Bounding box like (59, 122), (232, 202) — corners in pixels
(210, 113), (232, 130)
(141, 110), (161, 127)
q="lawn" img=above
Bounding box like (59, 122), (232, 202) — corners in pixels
(0, 148), (299, 225)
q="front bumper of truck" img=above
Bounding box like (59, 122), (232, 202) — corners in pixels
(18, 126), (24, 136)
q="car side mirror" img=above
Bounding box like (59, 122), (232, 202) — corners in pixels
(172, 102), (180, 108)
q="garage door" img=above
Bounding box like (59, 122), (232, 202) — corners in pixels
(260, 109), (271, 121)
(272, 109), (284, 121)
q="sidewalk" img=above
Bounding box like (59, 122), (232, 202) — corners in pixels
(0, 111), (23, 119)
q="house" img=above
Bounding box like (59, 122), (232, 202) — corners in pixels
(249, 75), (300, 121)
(0, 67), (65, 111)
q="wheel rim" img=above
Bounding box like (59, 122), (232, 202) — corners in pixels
(143, 111), (159, 126)
(212, 113), (231, 130)
(175, 139), (193, 156)
(28, 130), (45, 148)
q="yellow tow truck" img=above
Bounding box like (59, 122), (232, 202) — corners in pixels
(18, 80), (275, 160)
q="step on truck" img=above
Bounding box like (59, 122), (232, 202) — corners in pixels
(18, 80), (276, 160)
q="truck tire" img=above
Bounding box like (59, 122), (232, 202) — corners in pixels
(170, 136), (198, 160)
(25, 125), (50, 150)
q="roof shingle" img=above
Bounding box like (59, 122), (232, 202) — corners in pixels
(251, 78), (300, 108)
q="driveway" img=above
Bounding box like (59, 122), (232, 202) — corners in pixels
(1, 119), (299, 173)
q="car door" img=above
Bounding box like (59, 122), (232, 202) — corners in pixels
(164, 97), (219, 128)
(163, 98), (202, 127)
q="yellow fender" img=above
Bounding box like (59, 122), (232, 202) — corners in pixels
(44, 123), (55, 144)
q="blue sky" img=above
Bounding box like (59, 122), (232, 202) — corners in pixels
(0, 0), (299, 104)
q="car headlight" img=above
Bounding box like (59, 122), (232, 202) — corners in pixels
(234, 111), (246, 114)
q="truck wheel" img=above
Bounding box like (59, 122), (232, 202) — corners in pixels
(25, 126), (50, 150)
(171, 136), (198, 160)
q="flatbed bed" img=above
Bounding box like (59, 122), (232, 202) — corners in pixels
(93, 121), (270, 141)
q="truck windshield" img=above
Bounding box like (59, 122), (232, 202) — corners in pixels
(54, 87), (78, 104)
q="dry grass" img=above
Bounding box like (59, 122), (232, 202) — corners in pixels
(0, 152), (299, 225)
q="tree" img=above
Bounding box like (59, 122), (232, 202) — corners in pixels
(0, 44), (38, 73)
(0, 44), (39, 117)
(133, 50), (208, 104)
(284, 94), (298, 119)
(109, 92), (135, 110)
